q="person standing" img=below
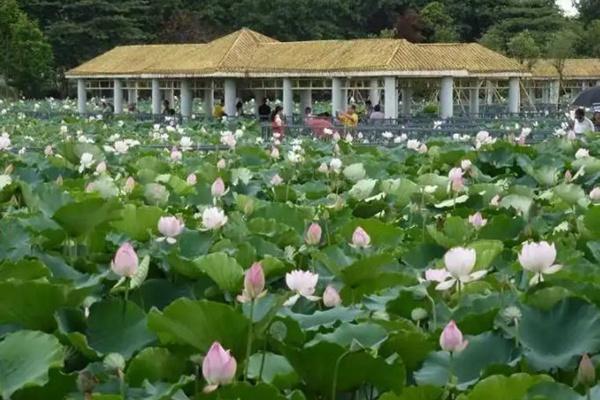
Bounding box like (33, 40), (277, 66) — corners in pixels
(339, 105), (359, 128)
(271, 106), (285, 138)
(258, 98), (271, 121)
(213, 100), (226, 118)
(369, 104), (385, 120)
(593, 111), (600, 132)
(574, 108), (595, 134)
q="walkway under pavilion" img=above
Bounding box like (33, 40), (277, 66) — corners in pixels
(66, 28), (537, 119)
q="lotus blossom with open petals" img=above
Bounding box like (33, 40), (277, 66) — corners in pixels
(435, 247), (486, 291)
(518, 241), (562, 286)
(284, 270), (319, 306)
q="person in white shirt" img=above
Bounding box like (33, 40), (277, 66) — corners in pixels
(574, 108), (595, 134)
(369, 104), (385, 120)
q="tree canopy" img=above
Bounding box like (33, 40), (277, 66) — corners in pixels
(4, 0), (599, 97)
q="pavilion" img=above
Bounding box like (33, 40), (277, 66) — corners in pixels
(66, 28), (532, 119)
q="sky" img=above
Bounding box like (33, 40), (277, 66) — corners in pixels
(556, 0), (577, 16)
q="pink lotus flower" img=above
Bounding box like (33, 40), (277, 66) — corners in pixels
(111, 242), (138, 278)
(157, 216), (185, 244)
(202, 342), (237, 393)
(237, 262), (266, 303)
(350, 227), (371, 249)
(170, 148), (182, 162)
(284, 270), (320, 306)
(186, 173), (197, 185)
(216, 159), (227, 169)
(564, 170), (573, 183)
(468, 212), (487, 230)
(424, 268), (451, 282)
(211, 177), (227, 198)
(518, 241), (562, 286)
(448, 168), (464, 192)
(435, 247), (486, 291)
(440, 320), (468, 353)
(323, 285), (342, 308)
(305, 223), (322, 246)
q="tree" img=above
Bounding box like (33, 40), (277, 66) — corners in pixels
(19, 0), (150, 69)
(478, 0), (567, 52)
(575, 0), (600, 23)
(0, 0), (53, 97)
(578, 20), (600, 57)
(443, 0), (511, 41)
(546, 28), (579, 95)
(507, 31), (540, 69)
(420, 2), (459, 42)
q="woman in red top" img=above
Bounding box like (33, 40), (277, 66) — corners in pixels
(271, 106), (285, 139)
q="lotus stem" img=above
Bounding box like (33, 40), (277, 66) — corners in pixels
(243, 299), (255, 381)
(331, 350), (352, 400)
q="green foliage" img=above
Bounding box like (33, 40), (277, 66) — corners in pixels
(0, 0), (53, 97)
(420, 2), (459, 42)
(507, 31), (540, 68)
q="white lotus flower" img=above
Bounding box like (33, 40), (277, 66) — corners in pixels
(436, 247), (486, 291)
(201, 207), (228, 230)
(284, 270), (320, 306)
(0, 174), (12, 190)
(590, 187), (600, 202)
(518, 241), (562, 286)
(329, 158), (343, 173)
(0, 133), (11, 151)
(78, 152), (95, 173)
(576, 148), (590, 159)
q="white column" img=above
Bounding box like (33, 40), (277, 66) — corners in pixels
(113, 79), (123, 114)
(469, 80), (480, 116)
(508, 78), (520, 114)
(401, 86), (412, 117)
(369, 78), (380, 105)
(166, 86), (175, 108)
(253, 90), (263, 117)
(180, 80), (192, 118)
(384, 76), (398, 119)
(151, 79), (161, 115)
(342, 84), (349, 110)
(582, 81), (589, 91)
(550, 79), (560, 105)
(127, 84), (138, 106)
(485, 80), (495, 105)
(596, 80), (600, 87)
(224, 79), (236, 116)
(77, 79), (87, 115)
(204, 82), (214, 116)
(331, 78), (343, 116)
(282, 78), (293, 118)
(300, 89), (312, 113)
(440, 77), (454, 119)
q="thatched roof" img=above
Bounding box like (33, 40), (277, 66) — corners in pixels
(530, 59), (600, 80)
(66, 28), (527, 79)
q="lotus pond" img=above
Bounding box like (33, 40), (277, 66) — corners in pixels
(1, 99), (600, 400)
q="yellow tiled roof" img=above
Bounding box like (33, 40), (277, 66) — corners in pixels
(66, 28), (526, 78)
(531, 59), (600, 79)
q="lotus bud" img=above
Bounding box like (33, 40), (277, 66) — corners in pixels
(56, 175), (64, 186)
(578, 353), (596, 387)
(44, 145), (54, 156)
(123, 176), (135, 193)
(564, 170), (573, 183)
(211, 177), (226, 198)
(460, 160), (472, 170)
(95, 161), (107, 174)
(270, 147), (280, 159)
(351, 226), (371, 248)
(411, 307), (428, 321)
(305, 223), (322, 246)
(318, 162), (329, 174)
(323, 285), (342, 308)
(590, 187), (600, 202)
(202, 342), (237, 393)
(111, 242), (138, 278)
(439, 320), (468, 353)
(217, 158), (227, 169)
(237, 262), (265, 302)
